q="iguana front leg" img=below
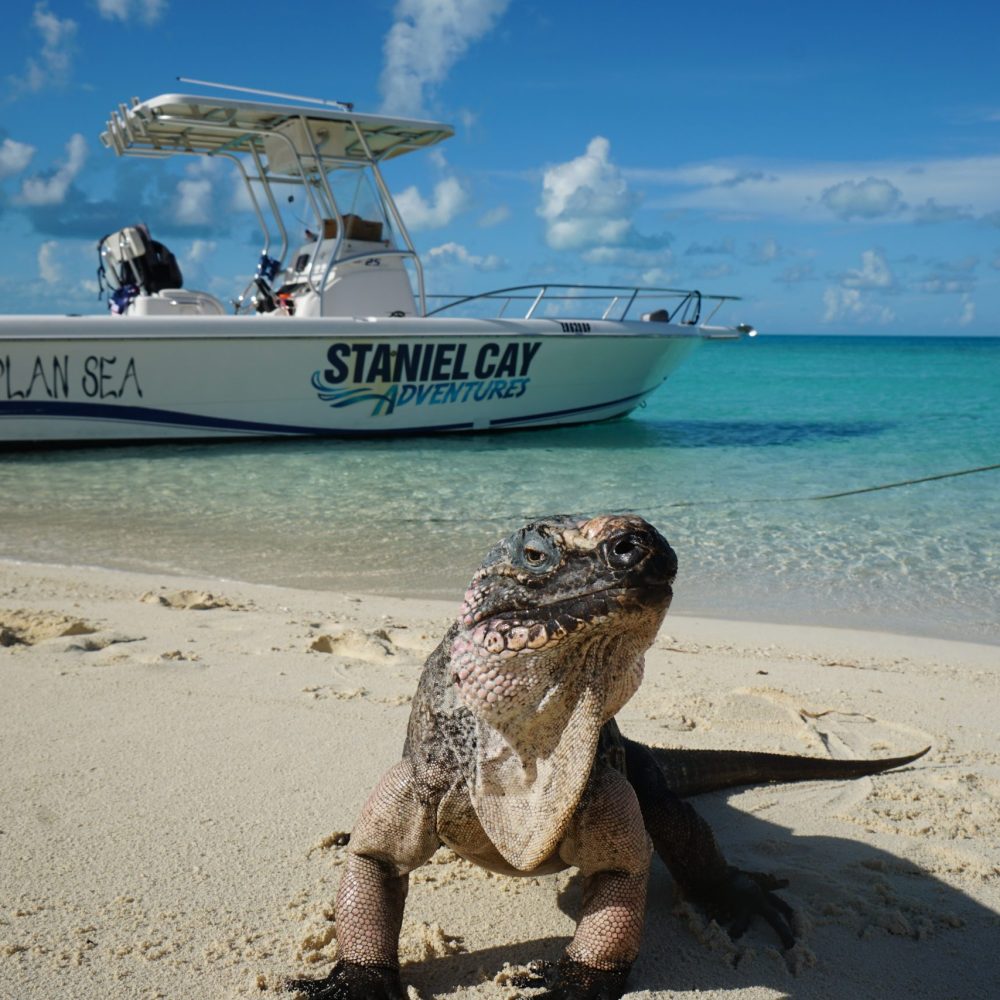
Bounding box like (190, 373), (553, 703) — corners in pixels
(520, 767), (651, 1000)
(287, 759), (439, 1000)
(622, 737), (795, 948)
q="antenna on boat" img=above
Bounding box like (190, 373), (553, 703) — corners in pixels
(176, 77), (354, 111)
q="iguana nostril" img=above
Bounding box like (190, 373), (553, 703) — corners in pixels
(607, 533), (647, 569)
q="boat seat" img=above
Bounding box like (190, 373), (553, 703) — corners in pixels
(127, 290), (227, 316)
(641, 309), (670, 323)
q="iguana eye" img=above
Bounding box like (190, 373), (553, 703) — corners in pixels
(517, 532), (557, 573)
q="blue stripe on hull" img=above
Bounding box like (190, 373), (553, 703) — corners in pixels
(488, 390), (646, 427)
(0, 391), (649, 440)
(0, 400), (473, 436)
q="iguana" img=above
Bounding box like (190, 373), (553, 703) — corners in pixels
(289, 514), (927, 999)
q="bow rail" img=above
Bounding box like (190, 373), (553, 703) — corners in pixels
(426, 284), (741, 325)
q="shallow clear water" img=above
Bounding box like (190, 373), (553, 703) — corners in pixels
(1, 335), (998, 642)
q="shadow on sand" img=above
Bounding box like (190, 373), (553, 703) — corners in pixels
(397, 789), (996, 1000)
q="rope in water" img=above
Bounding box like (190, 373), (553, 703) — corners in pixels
(629, 461), (1000, 511)
(407, 462), (1000, 523)
(804, 462), (1000, 500)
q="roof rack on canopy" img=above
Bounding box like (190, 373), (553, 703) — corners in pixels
(100, 92), (454, 170)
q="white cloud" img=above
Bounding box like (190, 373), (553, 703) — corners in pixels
(175, 179), (213, 225)
(638, 267), (675, 286)
(745, 237), (781, 264)
(12, 3), (77, 93)
(96, 0), (128, 18)
(32, 3), (75, 53)
(917, 255), (977, 294)
(822, 287), (895, 326)
(37, 240), (61, 282)
(918, 277), (975, 294)
(426, 241), (505, 271)
(839, 248), (895, 290)
(0, 138), (35, 178)
(632, 155), (1000, 224)
(957, 295), (975, 326)
(478, 204), (510, 227)
(379, 0), (510, 116)
(538, 137), (637, 251)
(17, 133), (86, 206)
(396, 176), (469, 230)
(933, 254), (978, 272)
(633, 164), (764, 188)
(693, 261), (735, 281)
(231, 176), (260, 213)
(95, 0), (166, 24)
(912, 198), (973, 224)
(174, 158), (224, 226)
(427, 147), (449, 171)
(581, 246), (673, 270)
(775, 263), (816, 284)
(186, 239), (217, 265)
(821, 177), (904, 220)
(456, 108), (478, 132)
(684, 239), (735, 256)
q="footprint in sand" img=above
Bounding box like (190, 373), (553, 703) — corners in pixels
(309, 628), (398, 662)
(1, 610), (145, 656)
(716, 687), (934, 760)
(0, 610), (97, 647)
(139, 589), (246, 611)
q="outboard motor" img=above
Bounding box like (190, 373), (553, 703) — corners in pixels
(97, 224), (183, 312)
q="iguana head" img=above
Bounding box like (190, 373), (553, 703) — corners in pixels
(451, 514), (676, 728)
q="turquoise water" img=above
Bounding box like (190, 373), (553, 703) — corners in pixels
(1, 335), (998, 642)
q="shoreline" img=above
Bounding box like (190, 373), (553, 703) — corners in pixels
(2, 558), (998, 999)
(3, 553), (996, 649)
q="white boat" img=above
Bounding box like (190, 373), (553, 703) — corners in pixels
(0, 85), (755, 444)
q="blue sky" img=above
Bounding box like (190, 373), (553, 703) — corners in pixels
(2, 0), (999, 334)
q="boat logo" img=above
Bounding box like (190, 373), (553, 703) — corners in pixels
(312, 340), (541, 417)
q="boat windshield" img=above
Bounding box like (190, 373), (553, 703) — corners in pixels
(268, 164), (395, 247)
(329, 168), (395, 243)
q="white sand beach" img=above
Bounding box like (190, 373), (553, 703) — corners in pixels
(1, 559), (998, 999)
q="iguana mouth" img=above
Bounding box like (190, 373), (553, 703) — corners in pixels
(476, 584), (641, 624)
(459, 586), (668, 665)
(465, 579), (671, 630)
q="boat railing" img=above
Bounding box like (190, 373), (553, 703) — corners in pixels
(425, 284), (739, 324)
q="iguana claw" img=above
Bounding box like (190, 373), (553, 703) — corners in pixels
(512, 957), (630, 999)
(285, 960), (406, 999)
(696, 866), (796, 949)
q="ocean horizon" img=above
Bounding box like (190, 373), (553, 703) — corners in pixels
(2, 334), (998, 644)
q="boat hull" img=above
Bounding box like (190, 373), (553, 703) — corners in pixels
(0, 315), (702, 443)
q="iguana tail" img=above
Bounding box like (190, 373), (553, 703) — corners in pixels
(639, 743), (930, 798)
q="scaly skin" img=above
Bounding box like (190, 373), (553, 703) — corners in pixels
(288, 514), (927, 1000)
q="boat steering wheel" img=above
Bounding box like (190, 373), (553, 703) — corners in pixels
(254, 277), (278, 313)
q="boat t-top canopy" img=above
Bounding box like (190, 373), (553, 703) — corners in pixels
(98, 90), (455, 313)
(100, 92), (454, 173)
